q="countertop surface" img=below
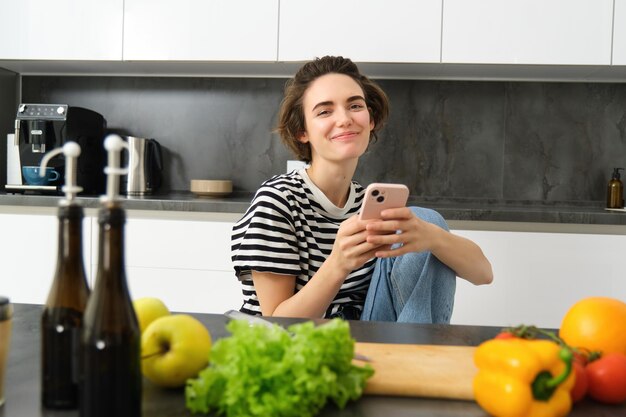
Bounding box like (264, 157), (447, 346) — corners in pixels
(2, 304), (625, 417)
(2, 191), (626, 226)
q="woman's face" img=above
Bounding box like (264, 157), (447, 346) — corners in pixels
(299, 73), (374, 165)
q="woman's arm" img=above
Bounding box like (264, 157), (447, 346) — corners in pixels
(252, 264), (344, 318)
(252, 215), (384, 318)
(426, 227), (493, 285)
(365, 207), (493, 285)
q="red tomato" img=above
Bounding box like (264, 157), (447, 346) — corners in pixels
(586, 353), (626, 404)
(494, 331), (516, 340)
(570, 361), (588, 403)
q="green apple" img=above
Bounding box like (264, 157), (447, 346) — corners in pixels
(141, 314), (212, 387)
(133, 297), (170, 333)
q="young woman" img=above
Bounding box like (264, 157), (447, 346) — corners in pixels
(231, 56), (493, 323)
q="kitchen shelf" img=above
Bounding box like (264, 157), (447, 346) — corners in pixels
(2, 192), (626, 228)
(1, 61), (626, 82)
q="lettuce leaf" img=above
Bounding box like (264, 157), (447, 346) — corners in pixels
(185, 318), (374, 417)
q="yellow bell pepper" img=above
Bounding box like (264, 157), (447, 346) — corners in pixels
(473, 338), (575, 417)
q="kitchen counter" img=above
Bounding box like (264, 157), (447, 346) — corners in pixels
(2, 191), (626, 226)
(1, 304), (624, 417)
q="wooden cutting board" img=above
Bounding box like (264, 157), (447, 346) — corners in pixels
(354, 342), (477, 400)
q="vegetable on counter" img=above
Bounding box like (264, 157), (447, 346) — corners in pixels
(473, 338), (574, 417)
(559, 296), (626, 356)
(585, 352), (626, 405)
(493, 319), (626, 406)
(185, 318), (373, 417)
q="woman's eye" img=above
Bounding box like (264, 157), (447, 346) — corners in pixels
(350, 103), (365, 110)
(316, 109), (331, 116)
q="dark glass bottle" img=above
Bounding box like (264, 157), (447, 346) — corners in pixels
(41, 204), (90, 409)
(607, 168), (624, 209)
(80, 205), (141, 417)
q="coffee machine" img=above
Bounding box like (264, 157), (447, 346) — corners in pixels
(6, 104), (107, 195)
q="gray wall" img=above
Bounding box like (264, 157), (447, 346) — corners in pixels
(18, 76), (626, 203)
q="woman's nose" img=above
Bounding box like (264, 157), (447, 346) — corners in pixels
(335, 108), (353, 126)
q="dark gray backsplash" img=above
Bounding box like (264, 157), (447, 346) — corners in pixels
(0, 68), (18, 188)
(21, 76), (626, 203)
(22, 77), (288, 194)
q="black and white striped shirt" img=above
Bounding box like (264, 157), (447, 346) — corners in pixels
(231, 169), (375, 318)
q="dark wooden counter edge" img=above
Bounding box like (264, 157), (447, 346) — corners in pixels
(1, 304), (623, 417)
(2, 192), (626, 226)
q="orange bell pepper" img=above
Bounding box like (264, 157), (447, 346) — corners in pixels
(473, 338), (574, 417)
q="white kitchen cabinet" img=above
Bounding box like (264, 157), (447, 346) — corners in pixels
(125, 268), (241, 314)
(123, 0), (279, 61)
(123, 217), (233, 272)
(614, 0), (626, 65)
(0, 0), (123, 60)
(442, 0), (613, 65)
(5, 206), (626, 324)
(278, 0), (442, 63)
(450, 229), (626, 329)
(90, 216), (242, 314)
(0, 211), (93, 305)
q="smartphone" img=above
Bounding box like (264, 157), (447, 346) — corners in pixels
(359, 183), (409, 220)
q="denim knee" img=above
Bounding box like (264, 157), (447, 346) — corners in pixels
(409, 207), (449, 231)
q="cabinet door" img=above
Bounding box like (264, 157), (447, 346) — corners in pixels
(90, 217), (241, 313)
(0, 212), (93, 305)
(450, 230), (626, 328)
(123, 0), (279, 61)
(278, 0), (442, 63)
(0, 0), (123, 60)
(442, 0), (613, 65)
(614, 0), (626, 65)
(123, 218), (234, 271)
(91, 217), (234, 272)
(126, 268), (242, 314)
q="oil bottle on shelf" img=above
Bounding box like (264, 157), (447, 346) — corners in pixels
(607, 168), (624, 209)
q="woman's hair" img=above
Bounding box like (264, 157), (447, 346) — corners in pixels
(276, 56), (390, 162)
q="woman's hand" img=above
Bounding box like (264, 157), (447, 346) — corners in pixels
(365, 207), (493, 285)
(327, 214), (386, 275)
(364, 207), (436, 257)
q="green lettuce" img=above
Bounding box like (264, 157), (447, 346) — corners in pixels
(185, 318), (374, 417)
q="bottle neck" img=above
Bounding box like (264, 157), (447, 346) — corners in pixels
(95, 206), (128, 293)
(46, 204), (89, 309)
(57, 205), (84, 266)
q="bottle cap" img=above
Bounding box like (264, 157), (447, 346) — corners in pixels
(0, 296), (12, 321)
(39, 142), (83, 205)
(100, 134), (136, 204)
(612, 168), (624, 180)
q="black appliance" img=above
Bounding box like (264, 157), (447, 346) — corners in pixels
(6, 103), (107, 195)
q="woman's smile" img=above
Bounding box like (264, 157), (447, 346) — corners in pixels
(330, 130), (360, 141)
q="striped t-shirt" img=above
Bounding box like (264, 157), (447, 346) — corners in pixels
(231, 169), (376, 318)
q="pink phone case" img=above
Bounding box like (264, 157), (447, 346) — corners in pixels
(359, 183), (409, 220)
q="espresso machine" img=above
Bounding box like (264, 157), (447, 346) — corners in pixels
(5, 104), (108, 195)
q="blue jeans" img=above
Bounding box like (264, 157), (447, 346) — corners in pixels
(360, 207), (456, 324)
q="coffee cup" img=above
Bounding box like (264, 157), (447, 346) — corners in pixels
(22, 166), (60, 186)
(0, 297), (12, 407)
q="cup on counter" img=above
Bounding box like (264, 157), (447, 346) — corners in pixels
(21, 166), (60, 186)
(0, 297), (12, 407)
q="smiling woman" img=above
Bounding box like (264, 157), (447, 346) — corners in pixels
(298, 74), (373, 168)
(230, 56), (493, 322)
